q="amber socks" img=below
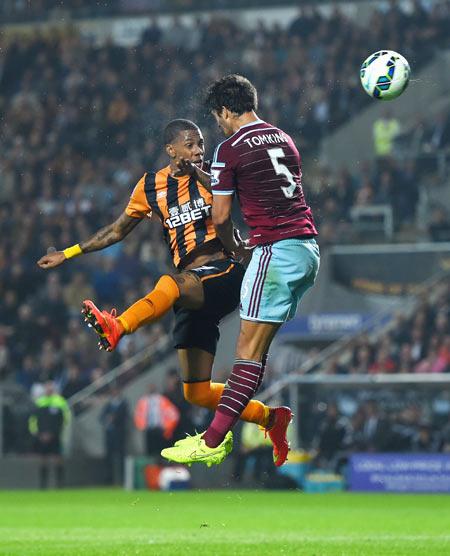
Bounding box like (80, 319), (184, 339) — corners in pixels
(118, 274), (180, 333)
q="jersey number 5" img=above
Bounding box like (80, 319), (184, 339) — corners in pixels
(267, 148), (298, 199)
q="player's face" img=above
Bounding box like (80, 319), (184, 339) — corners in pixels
(172, 129), (205, 166)
(212, 109), (234, 137)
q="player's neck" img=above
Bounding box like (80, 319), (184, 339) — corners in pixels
(231, 111), (260, 134)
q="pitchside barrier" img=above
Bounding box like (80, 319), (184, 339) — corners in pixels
(123, 455), (237, 491)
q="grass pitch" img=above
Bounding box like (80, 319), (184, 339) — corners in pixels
(0, 489), (449, 555)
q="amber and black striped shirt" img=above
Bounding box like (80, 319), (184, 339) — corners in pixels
(126, 166), (217, 268)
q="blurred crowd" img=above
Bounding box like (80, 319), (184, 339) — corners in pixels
(0, 231), (170, 397)
(1, 2), (450, 396)
(323, 279), (450, 375)
(302, 278), (450, 467)
(310, 157), (423, 244)
(308, 395), (450, 471)
(396, 108), (450, 158)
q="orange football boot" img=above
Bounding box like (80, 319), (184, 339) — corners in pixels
(81, 300), (124, 352)
(265, 406), (293, 467)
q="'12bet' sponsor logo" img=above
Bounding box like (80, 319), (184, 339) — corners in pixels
(165, 198), (211, 229)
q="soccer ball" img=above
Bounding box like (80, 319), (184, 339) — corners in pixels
(360, 50), (410, 100)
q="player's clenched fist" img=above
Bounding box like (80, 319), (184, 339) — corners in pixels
(174, 157), (196, 176)
(37, 251), (66, 269)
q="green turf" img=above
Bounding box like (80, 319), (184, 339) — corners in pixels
(0, 489), (449, 555)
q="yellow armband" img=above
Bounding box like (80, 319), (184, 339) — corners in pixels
(63, 244), (83, 259)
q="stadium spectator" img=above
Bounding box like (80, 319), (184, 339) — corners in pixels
(421, 110), (450, 153)
(391, 159), (419, 226)
(373, 110), (401, 159)
(28, 381), (70, 488)
(313, 402), (347, 468)
(414, 345), (448, 373)
(396, 343), (414, 373)
(15, 355), (40, 392)
(134, 384), (180, 457)
(369, 345), (396, 374)
(410, 422), (441, 452)
(60, 361), (90, 399)
(63, 271), (96, 317)
(428, 207), (450, 242)
(100, 385), (129, 485)
(350, 343), (372, 375)
(389, 405), (422, 451)
(361, 400), (391, 451)
(342, 407), (366, 453)
(409, 326), (428, 364)
(323, 356), (348, 375)
(232, 422), (273, 483)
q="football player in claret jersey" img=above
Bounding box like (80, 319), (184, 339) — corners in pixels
(38, 119), (279, 459)
(162, 76), (320, 467)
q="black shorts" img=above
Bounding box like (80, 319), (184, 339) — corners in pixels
(173, 258), (245, 355)
(34, 435), (62, 456)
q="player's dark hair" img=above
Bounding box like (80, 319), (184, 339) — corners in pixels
(163, 119), (199, 144)
(204, 74), (258, 116)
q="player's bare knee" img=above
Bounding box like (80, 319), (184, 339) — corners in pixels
(236, 320), (280, 361)
(235, 333), (265, 362)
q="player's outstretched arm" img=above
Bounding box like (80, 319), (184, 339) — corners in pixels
(79, 212), (141, 253)
(37, 212), (141, 269)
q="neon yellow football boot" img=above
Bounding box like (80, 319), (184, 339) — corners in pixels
(161, 431), (233, 467)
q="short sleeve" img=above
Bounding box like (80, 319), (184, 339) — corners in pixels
(211, 144), (236, 196)
(125, 174), (152, 219)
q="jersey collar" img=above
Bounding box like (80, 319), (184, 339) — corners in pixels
(226, 118), (265, 142)
(237, 118), (265, 132)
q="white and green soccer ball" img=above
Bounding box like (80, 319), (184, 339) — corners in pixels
(360, 50), (410, 100)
